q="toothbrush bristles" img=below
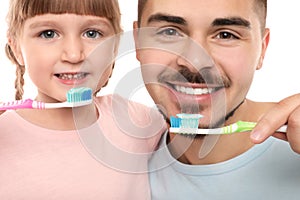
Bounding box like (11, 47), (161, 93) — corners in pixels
(170, 114), (203, 134)
(67, 87), (92, 103)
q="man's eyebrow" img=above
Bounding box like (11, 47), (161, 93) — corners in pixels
(147, 13), (187, 25)
(212, 17), (251, 28)
(146, 14), (250, 29)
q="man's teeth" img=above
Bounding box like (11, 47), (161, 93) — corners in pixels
(175, 85), (214, 95)
(58, 73), (86, 80)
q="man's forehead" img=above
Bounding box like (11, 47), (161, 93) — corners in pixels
(140, 0), (255, 21)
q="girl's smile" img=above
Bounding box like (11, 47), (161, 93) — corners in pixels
(54, 72), (90, 85)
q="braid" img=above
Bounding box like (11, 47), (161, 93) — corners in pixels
(5, 44), (25, 100)
(15, 65), (25, 100)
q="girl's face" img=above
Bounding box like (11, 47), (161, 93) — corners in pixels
(14, 13), (117, 102)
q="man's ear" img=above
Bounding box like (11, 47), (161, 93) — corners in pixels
(256, 28), (270, 70)
(133, 21), (141, 61)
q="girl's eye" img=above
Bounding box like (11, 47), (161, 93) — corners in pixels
(84, 30), (102, 39)
(40, 30), (58, 39)
(216, 31), (239, 40)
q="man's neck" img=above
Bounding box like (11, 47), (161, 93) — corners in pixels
(168, 133), (254, 165)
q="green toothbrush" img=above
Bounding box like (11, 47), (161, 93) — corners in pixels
(169, 114), (287, 135)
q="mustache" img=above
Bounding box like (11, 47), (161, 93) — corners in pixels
(157, 67), (231, 87)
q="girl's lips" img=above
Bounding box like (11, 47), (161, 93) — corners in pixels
(54, 72), (88, 80)
(54, 72), (89, 85)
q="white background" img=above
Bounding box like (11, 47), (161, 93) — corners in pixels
(0, 0), (299, 106)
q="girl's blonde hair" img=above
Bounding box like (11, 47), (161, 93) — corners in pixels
(6, 0), (122, 100)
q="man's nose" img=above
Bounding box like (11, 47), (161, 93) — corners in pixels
(176, 38), (214, 73)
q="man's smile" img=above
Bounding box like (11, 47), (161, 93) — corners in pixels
(173, 85), (220, 95)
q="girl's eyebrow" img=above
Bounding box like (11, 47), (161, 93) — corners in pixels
(82, 19), (113, 28)
(29, 19), (112, 29)
(29, 21), (56, 29)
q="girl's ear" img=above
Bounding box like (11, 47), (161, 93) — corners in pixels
(7, 37), (25, 66)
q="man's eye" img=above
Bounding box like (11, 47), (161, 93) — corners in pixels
(40, 30), (57, 39)
(84, 30), (102, 39)
(216, 32), (239, 39)
(157, 28), (182, 37)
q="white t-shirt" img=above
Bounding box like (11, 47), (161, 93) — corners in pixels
(149, 131), (300, 200)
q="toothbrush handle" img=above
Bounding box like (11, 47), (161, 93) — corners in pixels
(0, 99), (92, 110)
(276, 125), (287, 133)
(0, 99), (45, 110)
(169, 125), (287, 135)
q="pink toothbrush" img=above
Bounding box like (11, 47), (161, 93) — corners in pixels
(0, 87), (92, 110)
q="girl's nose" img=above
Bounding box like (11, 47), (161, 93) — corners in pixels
(61, 36), (85, 63)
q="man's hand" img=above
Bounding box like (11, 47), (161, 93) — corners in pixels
(250, 94), (300, 154)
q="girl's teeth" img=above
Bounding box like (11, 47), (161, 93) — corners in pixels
(175, 86), (213, 95)
(58, 73), (86, 80)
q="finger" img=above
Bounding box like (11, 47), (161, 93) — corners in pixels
(272, 132), (288, 142)
(250, 94), (300, 143)
(285, 107), (300, 153)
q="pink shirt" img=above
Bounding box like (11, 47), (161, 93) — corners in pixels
(0, 95), (166, 199)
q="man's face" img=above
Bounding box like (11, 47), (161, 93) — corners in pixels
(135, 0), (269, 128)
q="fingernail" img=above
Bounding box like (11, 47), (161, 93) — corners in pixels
(250, 130), (263, 142)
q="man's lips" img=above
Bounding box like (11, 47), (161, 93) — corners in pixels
(175, 85), (214, 95)
(167, 82), (223, 96)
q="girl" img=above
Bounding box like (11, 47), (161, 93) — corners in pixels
(0, 0), (165, 199)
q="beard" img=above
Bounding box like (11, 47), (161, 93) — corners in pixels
(153, 66), (245, 139)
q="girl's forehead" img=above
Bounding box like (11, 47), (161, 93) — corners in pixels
(8, 0), (122, 34)
(12, 0), (118, 19)
(23, 0), (110, 17)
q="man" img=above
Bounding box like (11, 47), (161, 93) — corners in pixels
(134, 0), (300, 199)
